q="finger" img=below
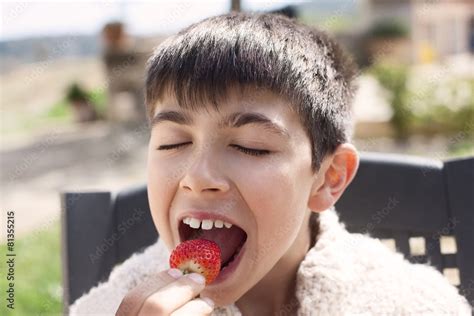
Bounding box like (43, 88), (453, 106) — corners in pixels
(170, 297), (215, 316)
(116, 268), (183, 316)
(138, 273), (207, 315)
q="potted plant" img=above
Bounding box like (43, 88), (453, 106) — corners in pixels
(66, 83), (98, 122)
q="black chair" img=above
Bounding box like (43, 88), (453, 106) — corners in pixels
(61, 153), (474, 312)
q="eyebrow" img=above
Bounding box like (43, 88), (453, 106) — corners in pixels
(150, 110), (290, 138)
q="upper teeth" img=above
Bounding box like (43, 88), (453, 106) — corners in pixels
(183, 217), (233, 230)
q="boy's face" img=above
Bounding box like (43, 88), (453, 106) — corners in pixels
(147, 87), (320, 305)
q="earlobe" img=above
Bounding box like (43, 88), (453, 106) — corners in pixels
(307, 143), (359, 213)
(307, 160), (337, 213)
(307, 183), (334, 213)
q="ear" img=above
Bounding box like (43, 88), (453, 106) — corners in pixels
(307, 143), (359, 212)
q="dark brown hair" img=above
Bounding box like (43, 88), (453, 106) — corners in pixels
(145, 12), (357, 172)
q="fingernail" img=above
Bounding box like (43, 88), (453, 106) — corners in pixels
(201, 297), (215, 308)
(187, 273), (206, 284)
(167, 268), (183, 279)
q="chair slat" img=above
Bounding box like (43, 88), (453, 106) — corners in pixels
(425, 235), (443, 271)
(444, 157), (474, 306)
(409, 255), (428, 265)
(442, 254), (458, 268)
(61, 191), (117, 310)
(394, 232), (410, 258)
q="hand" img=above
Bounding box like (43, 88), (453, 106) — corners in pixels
(116, 268), (214, 316)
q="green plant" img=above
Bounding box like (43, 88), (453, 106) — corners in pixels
(44, 99), (72, 119)
(64, 84), (107, 121)
(369, 20), (409, 39)
(370, 63), (412, 139)
(408, 76), (474, 135)
(89, 88), (107, 117)
(66, 83), (89, 102)
(0, 222), (62, 315)
(448, 139), (474, 158)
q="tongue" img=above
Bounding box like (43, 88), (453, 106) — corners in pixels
(196, 226), (246, 265)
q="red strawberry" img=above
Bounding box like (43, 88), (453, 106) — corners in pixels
(169, 239), (221, 285)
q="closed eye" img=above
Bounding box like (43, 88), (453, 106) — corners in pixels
(230, 145), (270, 156)
(156, 142), (191, 151)
(156, 143), (270, 157)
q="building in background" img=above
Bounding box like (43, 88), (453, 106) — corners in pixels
(101, 22), (164, 123)
(292, 0), (473, 65)
(366, 0), (473, 63)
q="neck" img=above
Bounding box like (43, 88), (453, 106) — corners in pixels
(235, 213), (313, 315)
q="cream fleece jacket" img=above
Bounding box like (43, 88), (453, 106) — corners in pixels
(69, 208), (472, 315)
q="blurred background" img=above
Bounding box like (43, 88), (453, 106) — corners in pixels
(1, 0), (473, 314)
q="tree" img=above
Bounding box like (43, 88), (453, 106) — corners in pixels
(231, 0), (240, 12)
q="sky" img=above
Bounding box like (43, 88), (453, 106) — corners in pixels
(0, 0), (309, 41)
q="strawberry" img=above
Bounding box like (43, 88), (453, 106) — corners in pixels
(169, 239), (221, 285)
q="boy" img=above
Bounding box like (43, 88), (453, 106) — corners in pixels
(70, 12), (471, 315)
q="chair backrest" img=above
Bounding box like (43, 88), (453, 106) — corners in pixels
(61, 153), (474, 311)
(61, 185), (157, 311)
(336, 153), (474, 306)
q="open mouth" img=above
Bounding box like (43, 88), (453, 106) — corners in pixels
(178, 219), (248, 271)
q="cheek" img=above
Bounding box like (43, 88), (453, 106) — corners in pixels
(236, 155), (306, 257)
(147, 150), (187, 248)
(246, 164), (303, 254)
(257, 180), (302, 243)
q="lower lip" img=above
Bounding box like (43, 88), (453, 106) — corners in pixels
(211, 242), (247, 285)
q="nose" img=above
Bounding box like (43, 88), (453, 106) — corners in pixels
(180, 147), (230, 194)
